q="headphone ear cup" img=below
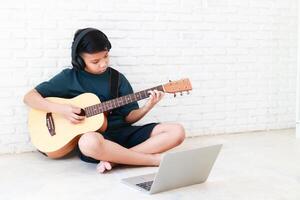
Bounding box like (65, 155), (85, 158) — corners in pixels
(76, 56), (85, 69)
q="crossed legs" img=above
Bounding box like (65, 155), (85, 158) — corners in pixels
(78, 123), (185, 173)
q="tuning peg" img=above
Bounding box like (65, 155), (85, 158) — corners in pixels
(169, 80), (172, 83)
(187, 91), (190, 95)
(174, 93), (177, 98)
(180, 92), (183, 96)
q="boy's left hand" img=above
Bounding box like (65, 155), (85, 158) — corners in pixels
(144, 90), (165, 109)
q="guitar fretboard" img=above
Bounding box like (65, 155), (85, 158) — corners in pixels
(84, 85), (164, 117)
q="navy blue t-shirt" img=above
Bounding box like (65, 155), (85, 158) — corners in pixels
(35, 67), (139, 130)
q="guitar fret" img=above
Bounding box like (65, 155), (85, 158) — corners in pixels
(88, 106), (92, 116)
(117, 98), (122, 106)
(91, 105), (95, 115)
(87, 106), (91, 116)
(113, 100), (116, 109)
(103, 104), (106, 112)
(84, 108), (88, 117)
(112, 99), (117, 109)
(103, 103), (107, 111)
(108, 101), (112, 110)
(87, 106), (90, 115)
(99, 106), (102, 113)
(90, 106), (93, 115)
(127, 95), (132, 103)
(128, 95), (131, 103)
(141, 91), (145, 99)
(132, 94), (137, 102)
(89, 106), (92, 117)
(112, 99), (116, 108)
(85, 107), (89, 117)
(145, 90), (148, 98)
(115, 99), (119, 108)
(135, 92), (140, 100)
(106, 102), (110, 111)
(94, 105), (98, 114)
(94, 105), (97, 115)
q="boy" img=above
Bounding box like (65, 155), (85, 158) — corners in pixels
(23, 28), (185, 173)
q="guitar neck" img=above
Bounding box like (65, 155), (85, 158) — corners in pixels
(84, 85), (164, 117)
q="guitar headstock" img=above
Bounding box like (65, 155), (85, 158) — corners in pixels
(162, 78), (192, 97)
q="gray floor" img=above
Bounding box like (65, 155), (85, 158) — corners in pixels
(1, 129), (300, 200)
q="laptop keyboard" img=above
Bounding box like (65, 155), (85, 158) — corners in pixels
(136, 181), (154, 191)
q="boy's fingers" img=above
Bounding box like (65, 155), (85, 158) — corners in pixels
(148, 91), (155, 99)
(153, 90), (161, 100)
(70, 118), (80, 124)
(148, 90), (154, 96)
(72, 106), (81, 114)
(72, 113), (84, 121)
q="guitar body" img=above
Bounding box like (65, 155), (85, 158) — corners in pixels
(28, 93), (107, 159)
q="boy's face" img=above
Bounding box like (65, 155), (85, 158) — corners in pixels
(81, 51), (109, 74)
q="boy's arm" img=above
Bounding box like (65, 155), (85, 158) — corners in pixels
(125, 90), (164, 124)
(23, 89), (84, 124)
(23, 89), (64, 113)
(125, 104), (152, 124)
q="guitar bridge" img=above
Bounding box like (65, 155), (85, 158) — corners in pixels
(46, 113), (56, 136)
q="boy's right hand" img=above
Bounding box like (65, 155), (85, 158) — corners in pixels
(59, 104), (85, 124)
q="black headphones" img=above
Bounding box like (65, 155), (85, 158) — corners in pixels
(71, 28), (111, 70)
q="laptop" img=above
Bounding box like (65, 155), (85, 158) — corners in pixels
(121, 144), (222, 194)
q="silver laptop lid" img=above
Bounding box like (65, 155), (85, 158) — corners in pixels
(150, 144), (222, 194)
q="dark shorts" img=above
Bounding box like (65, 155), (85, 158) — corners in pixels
(76, 123), (159, 163)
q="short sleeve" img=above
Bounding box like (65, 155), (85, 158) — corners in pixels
(35, 69), (69, 98)
(116, 73), (139, 116)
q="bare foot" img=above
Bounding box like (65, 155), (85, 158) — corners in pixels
(96, 161), (117, 173)
(97, 153), (162, 173)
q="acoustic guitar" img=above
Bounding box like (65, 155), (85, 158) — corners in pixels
(28, 78), (192, 158)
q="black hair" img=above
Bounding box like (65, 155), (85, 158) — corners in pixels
(71, 28), (112, 70)
(74, 28), (112, 55)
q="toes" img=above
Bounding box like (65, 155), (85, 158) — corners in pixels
(97, 162), (106, 173)
(96, 161), (114, 173)
(104, 162), (112, 170)
(99, 166), (105, 173)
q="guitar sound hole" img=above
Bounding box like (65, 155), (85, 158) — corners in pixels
(79, 109), (86, 116)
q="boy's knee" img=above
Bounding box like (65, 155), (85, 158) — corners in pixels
(173, 123), (186, 144)
(78, 132), (105, 156)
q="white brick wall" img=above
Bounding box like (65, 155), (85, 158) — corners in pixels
(0, 0), (297, 154)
